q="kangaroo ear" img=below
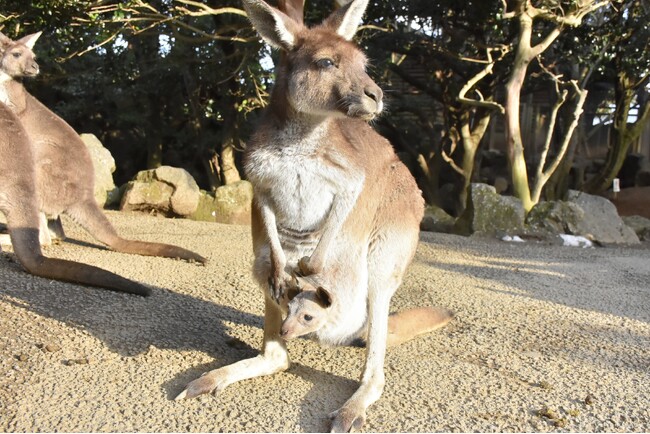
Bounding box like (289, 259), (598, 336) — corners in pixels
(315, 287), (333, 308)
(242, 0), (303, 51)
(287, 286), (301, 301)
(0, 32), (12, 50)
(17, 32), (42, 50)
(322, 0), (368, 41)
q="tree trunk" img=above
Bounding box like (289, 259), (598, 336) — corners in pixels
(458, 110), (491, 212)
(505, 56), (534, 212)
(147, 142), (163, 169)
(584, 76), (650, 194)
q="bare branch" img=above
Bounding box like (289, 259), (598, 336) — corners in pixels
(441, 150), (465, 176)
(457, 47), (508, 113)
(530, 62), (589, 203)
(173, 1), (247, 18)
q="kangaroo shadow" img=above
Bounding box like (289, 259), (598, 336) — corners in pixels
(0, 250), (362, 426)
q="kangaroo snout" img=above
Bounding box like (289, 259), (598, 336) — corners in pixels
(27, 61), (39, 76)
(362, 84), (383, 117)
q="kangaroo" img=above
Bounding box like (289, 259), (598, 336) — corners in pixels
(280, 275), (453, 347)
(176, 0), (450, 431)
(0, 99), (151, 296)
(0, 31), (206, 264)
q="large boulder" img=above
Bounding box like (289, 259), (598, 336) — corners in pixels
(120, 166), (200, 217)
(565, 190), (639, 244)
(454, 183), (525, 236)
(621, 215), (650, 241)
(190, 180), (253, 225)
(420, 205), (455, 233)
(80, 134), (119, 207)
(526, 200), (586, 235)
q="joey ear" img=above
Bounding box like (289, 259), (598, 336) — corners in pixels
(287, 286), (301, 301)
(242, 0), (303, 51)
(17, 32), (42, 50)
(323, 0), (369, 41)
(315, 287), (333, 308)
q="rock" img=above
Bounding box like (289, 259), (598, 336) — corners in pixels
(622, 215), (650, 241)
(190, 181), (253, 225)
(526, 201), (586, 235)
(420, 205), (455, 233)
(454, 183), (525, 236)
(120, 166), (200, 217)
(566, 190), (639, 244)
(80, 134), (119, 207)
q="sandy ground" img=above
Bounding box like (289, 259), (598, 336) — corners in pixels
(0, 210), (649, 432)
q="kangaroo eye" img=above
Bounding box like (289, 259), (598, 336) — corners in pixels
(12, 52), (21, 58)
(316, 58), (335, 69)
(303, 314), (313, 322)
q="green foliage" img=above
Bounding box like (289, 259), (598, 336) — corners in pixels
(1, 0), (647, 198)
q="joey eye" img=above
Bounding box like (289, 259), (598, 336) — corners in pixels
(12, 52), (21, 58)
(303, 314), (313, 322)
(316, 58), (335, 69)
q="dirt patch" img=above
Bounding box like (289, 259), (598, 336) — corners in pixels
(1, 211), (649, 432)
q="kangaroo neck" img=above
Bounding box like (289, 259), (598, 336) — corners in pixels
(267, 77), (334, 141)
(0, 76), (27, 115)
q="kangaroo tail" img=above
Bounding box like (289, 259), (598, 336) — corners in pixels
(68, 200), (206, 264)
(387, 307), (453, 347)
(10, 227), (151, 296)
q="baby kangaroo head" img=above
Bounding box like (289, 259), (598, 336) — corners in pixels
(0, 31), (41, 78)
(280, 279), (334, 340)
(242, 0), (383, 120)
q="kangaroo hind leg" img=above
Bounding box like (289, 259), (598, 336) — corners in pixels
(330, 226), (419, 433)
(66, 199), (206, 263)
(176, 296), (290, 400)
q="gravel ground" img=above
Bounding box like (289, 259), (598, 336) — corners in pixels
(1, 211), (649, 432)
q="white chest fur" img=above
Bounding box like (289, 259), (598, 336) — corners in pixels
(246, 123), (360, 234)
(0, 73), (11, 106)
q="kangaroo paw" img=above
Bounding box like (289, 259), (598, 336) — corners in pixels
(298, 255), (323, 276)
(329, 406), (366, 433)
(175, 371), (228, 400)
(267, 272), (294, 303)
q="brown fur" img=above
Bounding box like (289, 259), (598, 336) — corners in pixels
(0, 100), (150, 296)
(177, 2), (451, 431)
(0, 31), (205, 264)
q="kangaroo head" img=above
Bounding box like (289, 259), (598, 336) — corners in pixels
(0, 32), (41, 79)
(243, 0), (383, 121)
(280, 278), (334, 340)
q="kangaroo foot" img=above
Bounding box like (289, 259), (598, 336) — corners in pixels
(175, 370), (229, 400)
(329, 405), (366, 433)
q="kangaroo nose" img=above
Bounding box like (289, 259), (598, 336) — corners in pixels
(364, 86), (382, 103)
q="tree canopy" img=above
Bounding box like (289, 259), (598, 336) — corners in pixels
(1, 0), (648, 212)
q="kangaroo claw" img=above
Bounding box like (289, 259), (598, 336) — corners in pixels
(329, 406), (366, 432)
(175, 372), (227, 401)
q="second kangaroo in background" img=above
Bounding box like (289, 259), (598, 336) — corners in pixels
(0, 99), (150, 296)
(0, 31), (206, 264)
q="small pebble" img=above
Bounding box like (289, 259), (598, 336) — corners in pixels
(44, 344), (61, 353)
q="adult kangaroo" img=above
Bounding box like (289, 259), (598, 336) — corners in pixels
(0, 100), (151, 296)
(177, 0), (449, 431)
(0, 31), (206, 264)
